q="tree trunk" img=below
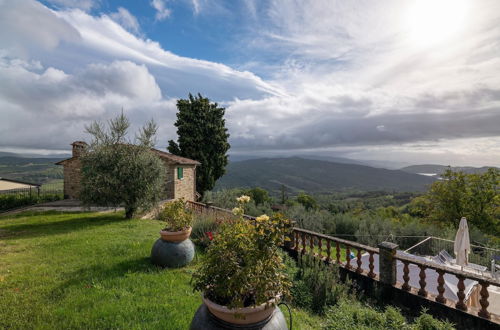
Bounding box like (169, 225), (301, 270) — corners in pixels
(125, 207), (135, 219)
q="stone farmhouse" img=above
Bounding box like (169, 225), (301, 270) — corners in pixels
(56, 141), (200, 201)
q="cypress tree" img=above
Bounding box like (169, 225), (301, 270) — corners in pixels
(168, 93), (230, 195)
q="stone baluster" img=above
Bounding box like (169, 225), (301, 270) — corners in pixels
(368, 251), (376, 278)
(336, 242), (341, 264)
(436, 270), (446, 304)
(456, 275), (467, 311)
(478, 281), (490, 319)
(326, 240), (331, 263)
(356, 249), (363, 274)
(345, 245), (352, 269)
(294, 231), (299, 251)
(309, 235), (314, 255)
(301, 232), (306, 255)
(402, 261), (411, 292)
(318, 238), (323, 259)
(418, 265), (427, 297)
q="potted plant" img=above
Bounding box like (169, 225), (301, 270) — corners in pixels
(190, 195), (292, 329)
(158, 198), (194, 241)
(151, 199), (195, 268)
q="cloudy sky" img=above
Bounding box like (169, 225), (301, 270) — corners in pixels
(0, 0), (499, 166)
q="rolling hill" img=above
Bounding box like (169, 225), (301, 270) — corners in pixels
(0, 156), (65, 184)
(215, 157), (436, 193)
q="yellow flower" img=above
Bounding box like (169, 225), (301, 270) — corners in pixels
(236, 195), (251, 203)
(255, 214), (270, 222)
(232, 207), (243, 215)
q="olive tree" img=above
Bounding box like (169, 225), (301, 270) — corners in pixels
(79, 113), (165, 218)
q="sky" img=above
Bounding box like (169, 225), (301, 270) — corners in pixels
(0, 0), (499, 167)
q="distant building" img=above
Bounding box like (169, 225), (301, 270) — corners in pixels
(56, 141), (200, 201)
(0, 178), (40, 191)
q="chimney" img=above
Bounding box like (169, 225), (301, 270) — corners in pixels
(71, 141), (87, 158)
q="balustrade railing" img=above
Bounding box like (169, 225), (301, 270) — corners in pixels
(395, 252), (500, 321)
(185, 201), (499, 324)
(291, 227), (379, 279)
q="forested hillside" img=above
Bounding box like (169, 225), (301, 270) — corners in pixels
(215, 157), (436, 193)
(0, 156), (64, 184)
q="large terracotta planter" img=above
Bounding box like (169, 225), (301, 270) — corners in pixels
(202, 295), (278, 325)
(160, 226), (192, 242)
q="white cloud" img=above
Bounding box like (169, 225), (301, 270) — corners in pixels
(110, 7), (140, 34)
(151, 0), (171, 21)
(0, 0), (499, 165)
(0, 0), (80, 58)
(0, 57), (175, 150)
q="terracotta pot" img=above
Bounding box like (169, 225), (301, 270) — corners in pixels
(202, 294), (277, 325)
(160, 226), (192, 242)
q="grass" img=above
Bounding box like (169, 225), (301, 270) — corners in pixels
(0, 211), (323, 329)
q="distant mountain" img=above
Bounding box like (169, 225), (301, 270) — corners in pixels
(0, 151), (70, 158)
(215, 157), (436, 193)
(228, 153), (411, 169)
(400, 164), (498, 176)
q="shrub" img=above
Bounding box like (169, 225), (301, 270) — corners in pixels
(158, 199), (193, 231)
(324, 300), (454, 330)
(290, 255), (349, 315)
(192, 196), (292, 309)
(191, 213), (218, 248)
(0, 194), (37, 211)
(0, 193), (63, 212)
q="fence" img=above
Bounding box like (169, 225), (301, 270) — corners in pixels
(0, 183), (64, 212)
(186, 201), (500, 326)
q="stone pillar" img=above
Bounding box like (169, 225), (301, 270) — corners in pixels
(378, 242), (398, 286)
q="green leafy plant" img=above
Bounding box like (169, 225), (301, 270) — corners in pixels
(191, 195), (292, 309)
(324, 300), (454, 330)
(191, 213), (218, 249)
(158, 199), (193, 231)
(291, 255), (350, 315)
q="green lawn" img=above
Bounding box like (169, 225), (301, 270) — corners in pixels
(0, 211), (323, 329)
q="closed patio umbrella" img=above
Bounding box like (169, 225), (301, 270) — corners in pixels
(454, 217), (470, 267)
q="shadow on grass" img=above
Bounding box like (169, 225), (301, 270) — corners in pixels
(0, 212), (128, 240)
(50, 256), (165, 298)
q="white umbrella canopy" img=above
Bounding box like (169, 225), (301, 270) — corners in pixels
(454, 217), (471, 266)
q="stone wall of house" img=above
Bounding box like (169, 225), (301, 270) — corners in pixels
(61, 155), (196, 201)
(163, 161), (175, 200)
(63, 159), (81, 199)
(174, 165), (196, 201)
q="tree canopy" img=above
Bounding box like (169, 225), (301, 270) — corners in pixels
(410, 168), (499, 235)
(80, 113), (165, 218)
(168, 93), (230, 195)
